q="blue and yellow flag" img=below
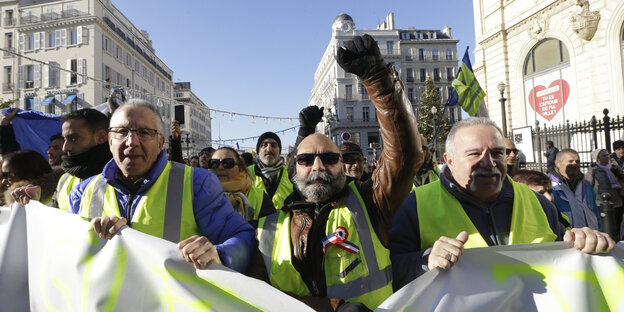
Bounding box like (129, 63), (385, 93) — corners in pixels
(448, 47), (486, 116)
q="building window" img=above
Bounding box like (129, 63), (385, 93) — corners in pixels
(25, 65), (35, 88)
(363, 106), (370, 122)
(4, 33), (12, 51)
(350, 132), (361, 145)
(434, 68), (440, 82)
(418, 48), (424, 61)
(69, 59), (77, 84)
(25, 98), (33, 110)
(432, 48), (439, 60)
(47, 32), (55, 48)
(406, 68), (414, 82)
(407, 88), (414, 103)
(524, 38), (569, 75)
(70, 29), (78, 45)
(446, 48), (453, 60)
(447, 67), (454, 81)
(27, 34), (35, 50)
(346, 107), (354, 122)
(405, 48), (412, 61)
(386, 41), (394, 55)
(3, 66), (11, 91)
(420, 68), (426, 82)
(368, 132), (379, 145)
(359, 83), (368, 99)
(345, 84), (353, 100)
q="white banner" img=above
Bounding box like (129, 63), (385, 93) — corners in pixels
(1, 202), (312, 311)
(378, 242), (624, 312)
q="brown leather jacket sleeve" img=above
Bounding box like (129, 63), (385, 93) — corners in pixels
(362, 66), (423, 246)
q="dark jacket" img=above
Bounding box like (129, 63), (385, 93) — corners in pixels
(246, 67), (422, 311)
(546, 146), (559, 173)
(389, 165), (567, 291)
(0, 124), (21, 156)
(611, 153), (624, 168)
(585, 163), (624, 208)
(168, 136), (184, 163)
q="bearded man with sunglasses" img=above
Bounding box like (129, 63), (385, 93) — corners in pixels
(66, 100), (254, 273)
(247, 34), (423, 311)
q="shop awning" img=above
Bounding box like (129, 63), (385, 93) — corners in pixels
(62, 95), (77, 105)
(40, 96), (55, 106)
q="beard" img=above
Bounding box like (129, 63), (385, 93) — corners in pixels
(469, 167), (503, 193)
(294, 170), (347, 202)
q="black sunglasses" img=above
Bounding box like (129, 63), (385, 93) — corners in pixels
(295, 153), (341, 166)
(506, 148), (519, 155)
(208, 158), (236, 169)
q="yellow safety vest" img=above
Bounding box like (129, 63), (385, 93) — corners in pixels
(257, 181), (392, 310)
(428, 166), (440, 184)
(79, 161), (199, 243)
(415, 177), (557, 249)
(248, 165), (293, 210)
(54, 173), (82, 211)
(246, 185), (265, 220)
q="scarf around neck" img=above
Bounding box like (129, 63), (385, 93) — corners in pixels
(595, 163), (622, 189)
(256, 158), (283, 180)
(221, 172), (254, 220)
(61, 143), (113, 179)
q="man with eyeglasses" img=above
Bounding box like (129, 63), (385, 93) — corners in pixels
(11, 108), (112, 211)
(248, 131), (293, 210)
(247, 35), (423, 311)
(389, 118), (615, 291)
(65, 100), (254, 273)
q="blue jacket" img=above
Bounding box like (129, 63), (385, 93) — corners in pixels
(389, 165), (566, 291)
(69, 150), (255, 272)
(548, 173), (601, 231)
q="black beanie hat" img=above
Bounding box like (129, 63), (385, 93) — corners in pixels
(256, 132), (282, 153)
(613, 140), (624, 151)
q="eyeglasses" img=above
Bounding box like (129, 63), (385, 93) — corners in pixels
(108, 127), (160, 141)
(506, 148), (519, 155)
(208, 158), (237, 169)
(0, 171), (14, 180)
(295, 153), (341, 166)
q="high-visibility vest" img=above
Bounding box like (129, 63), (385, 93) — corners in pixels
(257, 181), (393, 310)
(79, 161), (199, 243)
(415, 177), (557, 249)
(248, 165), (292, 210)
(246, 185), (265, 220)
(54, 173), (82, 211)
(428, 166), (440, 184)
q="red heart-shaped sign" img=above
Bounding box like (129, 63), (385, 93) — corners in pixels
(528, 80), (570, 121)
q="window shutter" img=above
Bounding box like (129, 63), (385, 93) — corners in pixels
(39, 32), (45, 48)
(61, 29), (66, 46)
(66, 59), (71, 86)
(34, 64), (41, 88)
(55, 30), (61, 46)
(81, 26), (88, 44)
(78, 58), (86, 84)
(19, 98), (24, 110)
(43, 64), (49, 87)
(18, 34), (24, 51)
(77, 26), (82, 44)
(77, 58), (83, 84)
(18, 65), (24, 89)
(34, 32), (40, 50)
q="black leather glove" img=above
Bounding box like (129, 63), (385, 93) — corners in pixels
(299, 106), (324, 131)
(336, 34), (386, 80)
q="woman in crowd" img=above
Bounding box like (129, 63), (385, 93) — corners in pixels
(1, 150), (63, 206)
(208, 147), (275, 222)
(585, 148), (624, 239)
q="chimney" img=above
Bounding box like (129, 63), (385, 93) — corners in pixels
(443, 25), (452, 37)
(386, 13), (395, 30)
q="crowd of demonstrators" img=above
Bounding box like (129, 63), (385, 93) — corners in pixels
(413, 134), (440, 188)
(548, 149), (601, 230)
(208, 146), (275, 222)
(389, 118), (615, 291)
(0, 33), (622, 312)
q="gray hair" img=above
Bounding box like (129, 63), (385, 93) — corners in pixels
(445, 117), (504, 158)
(555, 148), (578, 161)
(113, 99), (163, 133)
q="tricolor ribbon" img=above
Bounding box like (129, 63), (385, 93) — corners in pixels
(322, 226), (360, 254)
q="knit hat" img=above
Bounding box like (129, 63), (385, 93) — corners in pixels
(613, 140), (624, 151)
(340, 142), (363, 156)
(591, 148), (606, 161)
(256, 132), (282, 153)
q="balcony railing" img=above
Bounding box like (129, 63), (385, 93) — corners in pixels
(19, 9), (86, 25)
(344, 94), (355, 101)
(3, 47), (14, 57)
(330, 118), (379, 128)
(3, 18), (15, 26)
(41, 12), (60, 22)
(2, 83), (13, 91)
(379, 48), (400, 56)
(20, 15), (39, 24)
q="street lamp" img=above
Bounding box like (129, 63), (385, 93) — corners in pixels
(497, 82), (507, 136)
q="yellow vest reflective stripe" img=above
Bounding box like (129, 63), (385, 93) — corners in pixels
(248, 165), (293, 210)
(79, 161), (199, 243)
(257, 181), (393, 310)
(54, 173), (82, 211)
(247, 186), (265, 220)
(415, 177), (557, 249)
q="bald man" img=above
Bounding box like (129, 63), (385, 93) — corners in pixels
(247, 33), (422, 311)
(68, 100), (254, 273)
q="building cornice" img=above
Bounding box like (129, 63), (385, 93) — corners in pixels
(18, 15), (97, 31)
